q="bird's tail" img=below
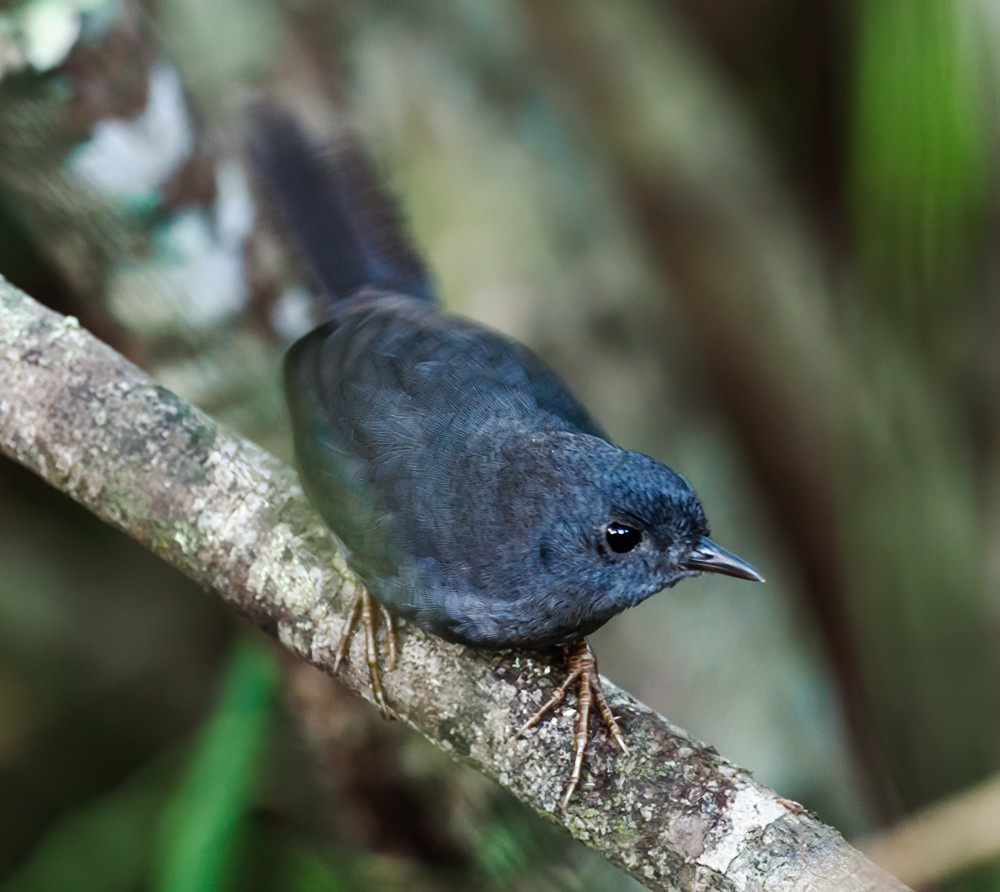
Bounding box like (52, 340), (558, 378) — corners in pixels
(247, 104), (435, 308)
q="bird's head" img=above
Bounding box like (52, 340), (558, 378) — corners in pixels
(502, 432), (762, 636)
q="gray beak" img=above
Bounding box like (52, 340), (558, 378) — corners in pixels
(685, 536), (764, 582)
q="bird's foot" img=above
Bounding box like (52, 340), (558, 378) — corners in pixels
(332, 584), (398, 718)
(516, 639), (627, 810)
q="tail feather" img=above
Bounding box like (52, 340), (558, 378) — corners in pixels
(247, 104), (435, 306)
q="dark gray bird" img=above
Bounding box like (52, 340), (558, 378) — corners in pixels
(250, 107), (762, 808)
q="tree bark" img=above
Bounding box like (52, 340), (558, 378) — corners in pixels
(0, 280), (906, 891)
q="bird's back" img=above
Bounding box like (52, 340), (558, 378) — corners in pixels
(284, 291), (606, 596)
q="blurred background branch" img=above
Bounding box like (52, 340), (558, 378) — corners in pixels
(860, 772), (1000, 889)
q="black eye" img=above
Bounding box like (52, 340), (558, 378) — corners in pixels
(605, 522), (643, 554)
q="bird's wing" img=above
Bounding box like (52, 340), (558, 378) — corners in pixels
(283, 296), (605, 587)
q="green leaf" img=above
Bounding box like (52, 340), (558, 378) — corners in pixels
(152, 636), (278, 892)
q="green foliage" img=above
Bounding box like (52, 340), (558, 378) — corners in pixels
(1, 755), (174, 892)
(846, 3), (1000, 887)
(152, 638), (279, 892)
(851, 0), (992, 338)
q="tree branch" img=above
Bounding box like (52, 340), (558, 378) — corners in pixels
(859, 771), (1000, 888)
(0, 279), (908, 891)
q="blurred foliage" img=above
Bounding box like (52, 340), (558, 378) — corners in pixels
(852, 0), (991, 336)
(846, 0), (999, 817)
(153, 639), (278, 892)
(2, 0), (1000, 889)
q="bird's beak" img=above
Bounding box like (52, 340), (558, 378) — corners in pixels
(685, 536), (764, 582)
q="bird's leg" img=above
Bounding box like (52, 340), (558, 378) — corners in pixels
(379, 602), (398, 670)
(516, 639), (627, 809)
(331, 583), (397, 718)
(331, 588), (362, 673)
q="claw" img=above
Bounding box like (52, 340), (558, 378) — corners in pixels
(515, 639), (627, 809)
(332, 584), (398, 718)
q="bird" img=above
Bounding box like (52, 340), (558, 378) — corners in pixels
(249, 106), (763, 809)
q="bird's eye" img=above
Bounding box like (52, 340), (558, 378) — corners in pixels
(605, 522), (643, 554)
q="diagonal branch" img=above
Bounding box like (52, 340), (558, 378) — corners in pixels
(0, 279), (907, 892)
